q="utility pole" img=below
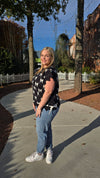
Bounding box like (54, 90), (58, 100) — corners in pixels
(74, 0), (84, 93)
(54, 19), (57, 45)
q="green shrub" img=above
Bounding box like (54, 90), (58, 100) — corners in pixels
(0, 47), (15, 74)
(68, 68), (75, 72)
(58, 66), (68, 73)
(89, 73), (100, 84)
(82, 66), (91, 74)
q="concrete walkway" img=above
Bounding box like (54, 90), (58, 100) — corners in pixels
(0, 80), (100, 178)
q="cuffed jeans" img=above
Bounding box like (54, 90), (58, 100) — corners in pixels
(36, 107), (59, 153)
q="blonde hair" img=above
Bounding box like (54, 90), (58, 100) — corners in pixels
(36, 47), (54, 74)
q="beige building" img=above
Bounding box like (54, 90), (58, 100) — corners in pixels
(69, 34), (76, 59)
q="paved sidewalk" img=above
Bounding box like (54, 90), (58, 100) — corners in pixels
(59, 80), (74, 91)
(0, 80), (100, 178)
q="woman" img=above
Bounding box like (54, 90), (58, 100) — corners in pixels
(25, 47), (60, 164)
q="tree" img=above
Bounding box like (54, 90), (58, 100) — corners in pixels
(74, 0), (84, 93)
(55, 33), (69, 67)
(0, 20), (27, 73)
(0, 20), (26, 60)
(55, 33), (74, 72)
(0, 0), (68, 82)
(0, 47), (17, 74)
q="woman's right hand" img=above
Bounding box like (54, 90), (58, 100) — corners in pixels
(33, 103), (36, 112)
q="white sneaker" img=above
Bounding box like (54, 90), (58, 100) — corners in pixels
(25, 152), (44, 162)
(46, 149), (53, 164)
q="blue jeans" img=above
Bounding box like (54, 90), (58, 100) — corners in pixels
(36, 107), (59, 153)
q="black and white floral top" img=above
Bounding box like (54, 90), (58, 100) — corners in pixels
(32, 66), (60, 110)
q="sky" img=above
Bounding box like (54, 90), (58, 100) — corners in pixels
(17, 0), (100, 52)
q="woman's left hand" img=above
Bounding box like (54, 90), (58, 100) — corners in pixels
(36, 108), (41, 117)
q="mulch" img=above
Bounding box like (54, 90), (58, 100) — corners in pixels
(58, 83), (100, 111)
(0, 81), (100, 155)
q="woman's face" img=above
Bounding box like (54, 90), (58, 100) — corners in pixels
(40, 50), (51, 68)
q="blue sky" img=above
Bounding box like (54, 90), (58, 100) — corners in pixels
(18, 0), (100, 51)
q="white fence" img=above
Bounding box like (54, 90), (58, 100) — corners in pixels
(0, 73), (29, 86)
(58, 71), (96, 82)
(0, 72), (96, 86)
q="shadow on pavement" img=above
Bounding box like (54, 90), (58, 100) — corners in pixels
(0, 132), (24, 178)
(53, 115), (100, 162)
(14, 109), (34, 120)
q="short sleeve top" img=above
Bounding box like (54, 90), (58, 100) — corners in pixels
(32, 66), (60, 110)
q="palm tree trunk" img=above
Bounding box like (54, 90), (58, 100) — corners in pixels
(74, 0), (84, 93)
(27, 10), (34, 82)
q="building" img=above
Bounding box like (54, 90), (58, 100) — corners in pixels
(83, 4), (100, 72)
(69, 34), (76, 59)
(69, 4), (100, 72)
